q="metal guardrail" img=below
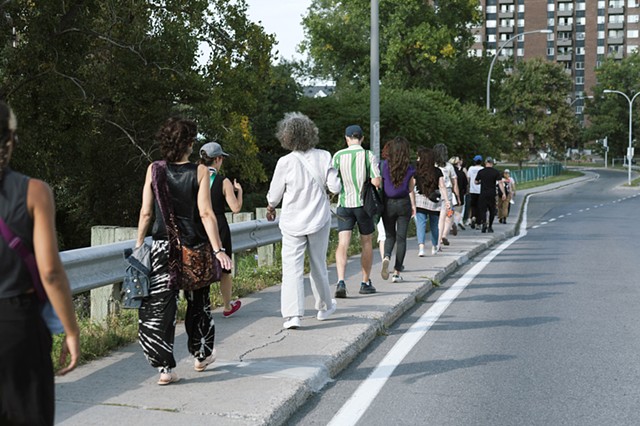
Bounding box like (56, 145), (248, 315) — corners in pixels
(509, 163), (563, 184)
(61, 219), (284, 295)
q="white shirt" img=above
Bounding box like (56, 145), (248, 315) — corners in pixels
(468, 165), (484, 194)
(267, 148), (341, 236)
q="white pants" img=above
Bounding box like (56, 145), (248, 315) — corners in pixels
(280, 220), (332, 318)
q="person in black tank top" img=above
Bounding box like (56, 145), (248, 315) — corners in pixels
(199, 142), (243, 317)
(0, 101), (80, 425)
(134, 118), (232, 385)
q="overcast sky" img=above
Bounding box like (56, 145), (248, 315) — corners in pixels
(245, 0), (311, 62)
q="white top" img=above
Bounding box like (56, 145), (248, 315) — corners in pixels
(267, 148), (341, 236)
(439, 162), (457, 188)
(467, 165), (484, 194)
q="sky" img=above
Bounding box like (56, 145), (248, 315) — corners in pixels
(245, 0), (312, 62)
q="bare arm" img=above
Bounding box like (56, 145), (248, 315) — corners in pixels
(136, 165), (154, 247)
(28, 179), (80, 375)
(409, 176), (417, 217)
(197, 165), (232, 270)
(223, 178), (243, 213)
(498, 181), (506, 200)
(439, 176), (450, 209)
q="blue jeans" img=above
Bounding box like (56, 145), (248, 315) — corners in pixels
(415, 210), (439, 247)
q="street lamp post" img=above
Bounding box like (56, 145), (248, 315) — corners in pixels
(603, 89), (640, 185)
(486, 29), (552, 112)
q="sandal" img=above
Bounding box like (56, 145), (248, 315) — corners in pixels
(223, 300), (242, 317)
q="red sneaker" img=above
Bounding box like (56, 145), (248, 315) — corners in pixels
(223, 300), (242, 317)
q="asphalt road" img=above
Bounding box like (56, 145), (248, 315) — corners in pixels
(290, 169), (640, 426)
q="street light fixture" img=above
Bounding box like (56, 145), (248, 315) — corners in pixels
(603, 89), (640, 185)
(486, 29), (552, 112)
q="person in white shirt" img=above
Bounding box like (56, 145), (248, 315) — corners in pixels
(466, 155), (484, 228)
(434, 144), (459, 247)
(266, 112), (341, 330)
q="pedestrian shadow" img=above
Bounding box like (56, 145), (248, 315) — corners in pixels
(428, 316), (560, 331)
(454, 291), (562, 303)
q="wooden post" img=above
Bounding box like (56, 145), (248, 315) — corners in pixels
(231, 212), (253, 276)
(90, 226), (137, 324)
(255, 207), (275, 267)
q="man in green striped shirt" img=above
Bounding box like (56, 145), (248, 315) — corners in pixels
(332, 125), (381, 298)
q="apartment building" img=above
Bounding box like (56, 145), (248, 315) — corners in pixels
(471, 0), (640, 117)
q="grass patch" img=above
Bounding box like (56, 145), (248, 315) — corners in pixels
(516, 170), (583, 191)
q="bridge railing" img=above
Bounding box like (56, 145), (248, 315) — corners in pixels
(509, 162), (563, 184)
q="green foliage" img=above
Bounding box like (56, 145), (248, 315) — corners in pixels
(497, 58), (580, 160)
(1, 0), (276, 248)
(299, 87), (505, 160)
(586, 53), (640, 158)
(300, 0), (483, 93)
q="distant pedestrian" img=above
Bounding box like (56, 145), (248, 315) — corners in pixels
(449, 156), (468, 231)
(497, 169), (516, 224)
(332, 125), (381, 298)
(474, 157), (506, 233)
(380, 137), (416, 283)
(266, 113), (341, 330)
(434, 143), (459, 247)
(135, 117), (232, 385)
(467, 155), (484, 228)
(0, 100), (80, 425)
(199, 141), (243, 317)
(414, 146), (448, 256)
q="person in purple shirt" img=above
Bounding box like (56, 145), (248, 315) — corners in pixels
(380, 137), (416, 283)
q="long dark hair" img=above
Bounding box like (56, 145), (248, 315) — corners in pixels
(416, 146), (438, 195)
(0, 101), (17, 182)
(386, 136), (411, 187)
(433, 143), (448, 167)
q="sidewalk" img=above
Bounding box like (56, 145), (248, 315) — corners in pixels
(54, 175), (591, 426)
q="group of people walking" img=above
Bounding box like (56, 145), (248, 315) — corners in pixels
(1, 100), (519, 424)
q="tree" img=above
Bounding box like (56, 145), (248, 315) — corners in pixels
(584, 53), (640, 159)
(497, 58), (580, 162)
(300, 0), (483, 94)
(0, 0), (275, 248)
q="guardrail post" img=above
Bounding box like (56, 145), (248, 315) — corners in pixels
(90, 226), (137, 324)
(255, 208), (274, 267)
(232, 212), (254, 276)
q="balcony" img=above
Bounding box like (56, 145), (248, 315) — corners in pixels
(557, 38), (573, 47)
(609, 6), (625, 14)
(608, 22), (624, 30)
(608, 37), (624, 44)
(498, 25), (515, 33)
(557, 53), (573, 61)
(558, 9), (574, 17)
(498, 11), (514, 18)
(557, 24), (573, 31)
(498, 0), (514, 3)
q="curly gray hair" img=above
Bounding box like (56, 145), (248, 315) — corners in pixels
(275, 112), (319, 152)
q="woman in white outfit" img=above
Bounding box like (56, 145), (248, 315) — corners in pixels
(266, 112), (341, 329)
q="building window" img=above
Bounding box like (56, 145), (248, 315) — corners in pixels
(548, 4), (555, 12)
(629, 30), (639, 38)
(577, 2), (586, 10)
(609, 29), (625, 37)
(597, 46), (606, 54)
(500, 19), (514, 27)
(628, 0), (640, 7)
(609, 15), (625, 23)
(518, 19), (524, 27)
(629, 15), (640, 23)
(487, 34), (497, 42)
(597, 1), (606, 8)
(558, 3), (574, 11)
(628, 45), (639, 53)
(577, 32), (586, 40)
(518, 5), (525, 13)
(486, 20), (497, 28)
(517, 48), (524, 57)
(548, 18), (555, 26)
(486, 6), (497, 13)
(598, 31), (605, 39)
(576, 47), (585, 54)
(547, 32), (555, 41)
(547, 47), (555, 56)
(609, 1), (625, 7)
(597, 16), (606, 24)
(576, 76), (585, 84)
(576, 17), (586, 25)
(575, 62), (585, 70)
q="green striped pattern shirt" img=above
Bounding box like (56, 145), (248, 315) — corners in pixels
(332, 145), (380, 208)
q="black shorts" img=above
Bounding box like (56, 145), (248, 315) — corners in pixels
(336, 206), (375, 235)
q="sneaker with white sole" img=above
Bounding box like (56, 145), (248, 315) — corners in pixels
(194, 348), (217, 372)
(317, 299), (337, 321)
(418, 247), (425, 257)
(381, 257), (390, 280)
(391, 274), (403, 283)
(157, 371), (180, 385)
(283, 316), (301, 329)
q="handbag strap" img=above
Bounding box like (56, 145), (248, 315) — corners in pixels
(0, 217), (46, 301)
(292, 151), (326, 192)
(151, 161), (183, 287)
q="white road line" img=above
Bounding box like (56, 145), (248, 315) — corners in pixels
(327, 196), (531, 426)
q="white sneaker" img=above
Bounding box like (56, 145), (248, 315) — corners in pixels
(283, 316), (301, 329)
(381, 257), (390, 280)
(317, 299), (337, 321)
(391, 274), (403, 283)
(431, 246), (438, 255)
(418, 247), (425, 257)
(194, 348), (217, 372)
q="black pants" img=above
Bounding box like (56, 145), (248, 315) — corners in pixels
(477, 193), (497, 228)
(0, 294), (54, 426)
(469, 193), (480, 222)
(382, 197), (412, 272)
